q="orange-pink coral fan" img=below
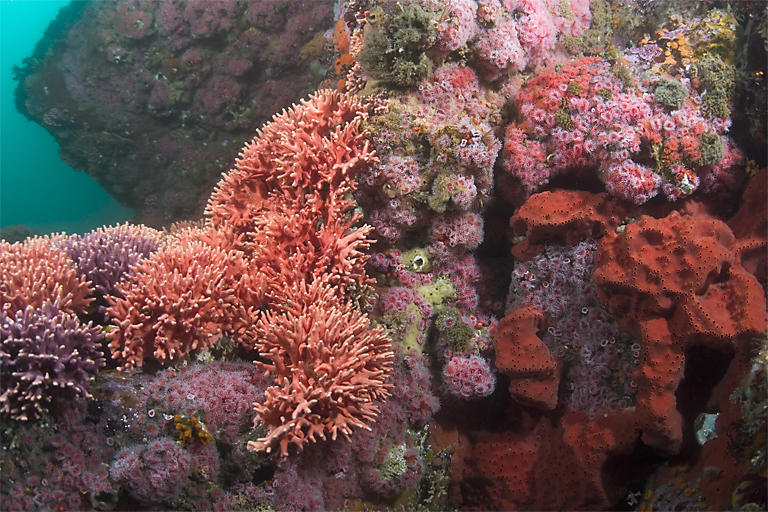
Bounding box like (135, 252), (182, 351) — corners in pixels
(106, 90), (393, 455)
(247, 276), (394, 459)
(206, 89), (376, 234)
(205, 90), (391, 457)
(205, 89), (377, 293)
(1, 236), (92, 315)
(106, 229), (267, 370)
(247, 196), (374, 294)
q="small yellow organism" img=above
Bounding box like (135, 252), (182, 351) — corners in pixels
(174, 414), (214, 445)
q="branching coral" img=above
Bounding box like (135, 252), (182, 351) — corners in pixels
(62, 222), (164, 301)
(205, 89), (377, 237)
(205, 89), (378, 294)
(106, 231), (267, 370)
(105, 90), (393, 461)
(1, 236), (92, 316)
(247, 276), (394, 459)
(0, 301), (105, 420)
(246, 195), (374, 295)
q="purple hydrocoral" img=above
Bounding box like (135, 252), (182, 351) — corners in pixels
(0, 301), (105, 421)
(62, 223), (164, 301)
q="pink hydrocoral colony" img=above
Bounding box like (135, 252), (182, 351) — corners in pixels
(206, 89), (377, 292)
(107, 94), (379, 370)
(501, 56), (744, 204)
(106, 230), (266, 370)
(248, 276), (394, 459)
(206, 89), (376, 232)
(0, 236), (92, 316)
(204, 90), (393, 457)
(105, 90), (393, 458)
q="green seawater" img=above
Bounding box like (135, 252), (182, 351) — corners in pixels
(0, 0), (132, 237)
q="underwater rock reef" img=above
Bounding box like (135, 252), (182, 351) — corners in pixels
(3, 1), (767, 511)
(13, 0), (337, 225)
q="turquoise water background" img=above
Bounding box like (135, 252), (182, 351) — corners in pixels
(0, 0), (132, 236)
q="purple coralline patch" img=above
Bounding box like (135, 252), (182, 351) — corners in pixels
(0, 301), (105, 421)
(61, 223), (163, 301)
(0, 361), (258, 510)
